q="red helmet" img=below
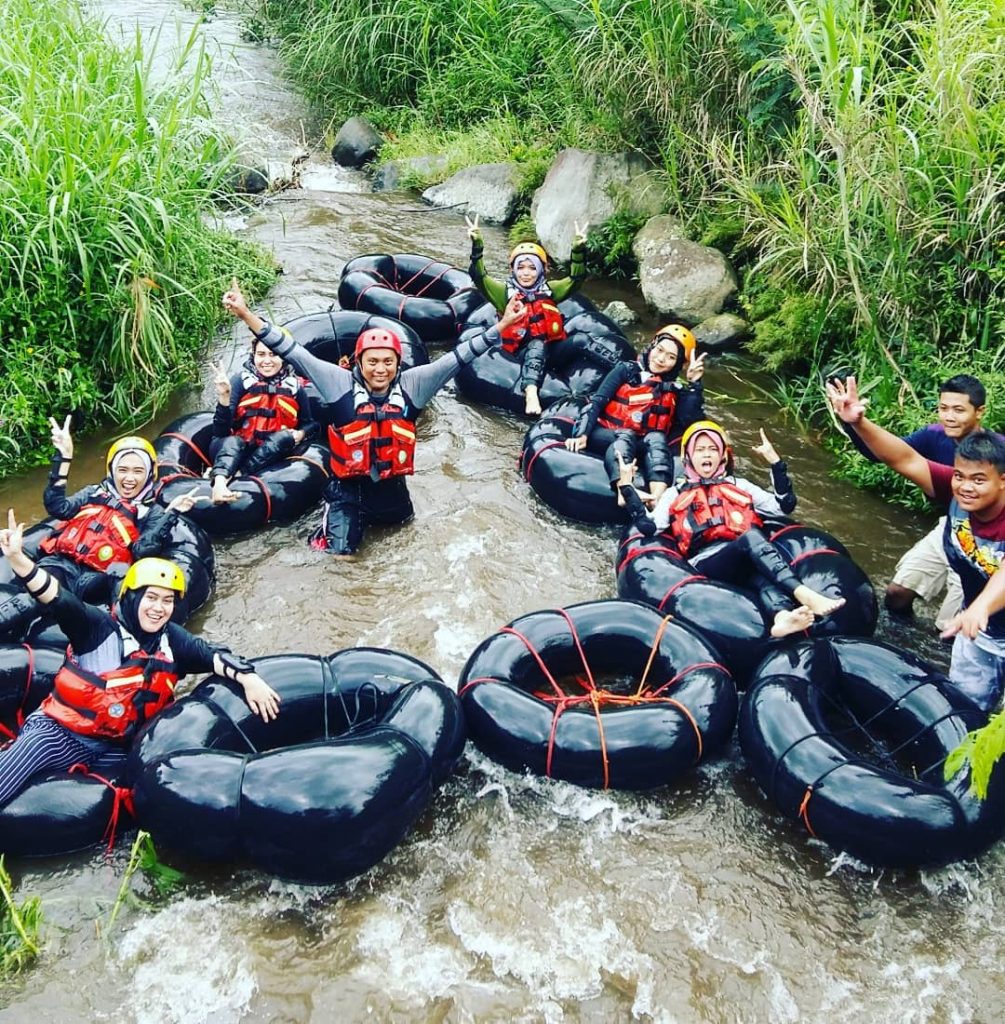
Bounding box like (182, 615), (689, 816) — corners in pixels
(354, 327), (402, 361)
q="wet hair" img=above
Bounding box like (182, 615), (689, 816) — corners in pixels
(939, 374), (986, 409)
(956, 430), (1005, 474)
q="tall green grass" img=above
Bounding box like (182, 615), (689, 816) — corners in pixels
(0, 0), (274, 477)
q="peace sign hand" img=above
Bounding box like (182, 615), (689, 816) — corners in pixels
(465, 213), (481, 240)
(0, 508), (25, 560)
(49, 414), (73, 459)
(573, 220), (589, 247)
(686, 351), (706, 383)
(213, 360), (232, 405)
(166, 485), (207, 515)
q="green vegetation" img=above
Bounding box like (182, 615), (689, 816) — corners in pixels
(0, 857), (41, 978)
(0, 0), (275, 478)
(105, 831), (186, 932)
(945, 711), (1005, 801)
(248, 0), (1003, 504)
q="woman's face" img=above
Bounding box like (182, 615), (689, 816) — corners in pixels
(513, 258), (539, 288)
(252, 342), (283, 379)
(689, 436), (724, 478)
(648, 338), (681, 374)
(137, 585), (176, 632)
(113, 455), (150, 499)
(359, 349), (399, 392)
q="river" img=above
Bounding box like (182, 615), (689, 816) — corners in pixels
(0, 3), (1002, 1022)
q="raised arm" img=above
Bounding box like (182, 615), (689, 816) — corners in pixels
(826, 376), (935, 497)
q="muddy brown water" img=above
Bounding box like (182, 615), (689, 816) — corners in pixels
(1, 4), (1002, 1022)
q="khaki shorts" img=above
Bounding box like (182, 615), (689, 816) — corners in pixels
(891, 518), (963, 628)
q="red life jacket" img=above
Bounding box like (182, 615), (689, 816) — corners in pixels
(233, 367), (301, 445)
(667, 481), (763, 557)
(598, 377), (678, 435)
(40, 493), (141, 571)
(327, 383), (416, 481)
(500, 295), (567, 353)
(41, 623), (177, 741)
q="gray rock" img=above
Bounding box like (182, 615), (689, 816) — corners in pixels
(531, 148), (651, 262)
(421, 162), (521, 224)
(633, 217), (737, 321)
(372, 155), (449, 192)
(693, 313), (751, 354)
(601, 301), (641, 326)
(331, 117), (382, 168)
(228, 165), (269, 195)
(609, 170), (667, 220)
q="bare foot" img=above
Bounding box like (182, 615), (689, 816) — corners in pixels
(524, 387), (542, 416)
(771, 606), (814, 638)
(210, 477), (239, 504)
(792, 585), (846, 617)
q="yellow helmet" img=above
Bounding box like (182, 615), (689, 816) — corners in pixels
(509, 241), (548, 266)
(106, 435), (158, 480)
(119, 558), (187, 599)
(680, 419), (728, 451)
(653, 324), (696, 361)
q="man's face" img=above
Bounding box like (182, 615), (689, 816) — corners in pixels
(951, 458), (1005, 517)
(938, 391), (984, 439)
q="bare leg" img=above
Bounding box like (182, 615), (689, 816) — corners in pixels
(884, 582), (918, 615)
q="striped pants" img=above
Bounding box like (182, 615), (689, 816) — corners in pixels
(0, 712), (126, 807)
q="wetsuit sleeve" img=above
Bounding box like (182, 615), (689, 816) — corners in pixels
(294, 384), (320, 441)
(401, 325), (504, 409)
(468, 239), (508, 311)
(671, 382), (705, 438)
(547, 241), (587, 301)
(768, 460), (797, 514)
(573, 362), (632, 437)
(620, 485), (658, 537)
(166, 624), (219, 677)
(212, 374), (242, 438)
(738, 477), (786, 518)
(251, 322), (353, 405)
(48, 589), (117, 652)
(132, 505), (178, 558)
(43, 480), (98, 520)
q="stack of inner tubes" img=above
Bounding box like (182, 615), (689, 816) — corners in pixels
(337, 254), (484, 345)
(0, 514), (215, 648)
(458, 600), (737, 790)
(130, 649), (466, 885)
(616, 522), (878, 684)
(455, 294), (636, 415)
(738, 637), (1005, 868)
(0, 645), (134, 857)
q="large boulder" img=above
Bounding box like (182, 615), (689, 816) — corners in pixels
(531, 149), (651, 262)
(372, 156), (449, 192)
(331, 117), (382, 168)
(634, 216), (738, 321)
(693, 312), (751, 354)
(421, 163), (521, 224)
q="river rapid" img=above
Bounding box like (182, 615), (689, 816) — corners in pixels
(1, 3), (1003, 1022)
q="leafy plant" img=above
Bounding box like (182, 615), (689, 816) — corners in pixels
(0, 857), (41, 978)
(105, 831), (186, 932)
(945, 711), (1005, 801)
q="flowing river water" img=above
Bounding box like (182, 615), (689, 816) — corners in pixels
(1, 3), (1003, 1021)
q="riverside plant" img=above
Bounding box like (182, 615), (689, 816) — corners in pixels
(0, 0), (274, 478)
(0, 858), (41, 979)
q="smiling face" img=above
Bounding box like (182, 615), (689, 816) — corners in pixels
(938, 391), (984, 440)
(112, 454), (151, 500)
(359, 349), (399, 392)
(513, 258), (540, 288)
(137, 585), (176, 632)
(252, 341), (283, 379)
(950, 458), (1005, 519)
(647, 338), (681, 375)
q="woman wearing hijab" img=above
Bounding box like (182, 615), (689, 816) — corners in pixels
(0, 420), (198, 637)
(0, 509), (279, 808)
(466, 216), (588, 415)
(563, 325), (707, 505)
(619, 420), (845, 632)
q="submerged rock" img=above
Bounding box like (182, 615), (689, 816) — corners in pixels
(421, 162), (521, 224)
(693, 313), (751, 354)
(332, 116), (382, 168)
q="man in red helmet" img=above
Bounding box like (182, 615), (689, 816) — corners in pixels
(223, 280), (524, 555)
